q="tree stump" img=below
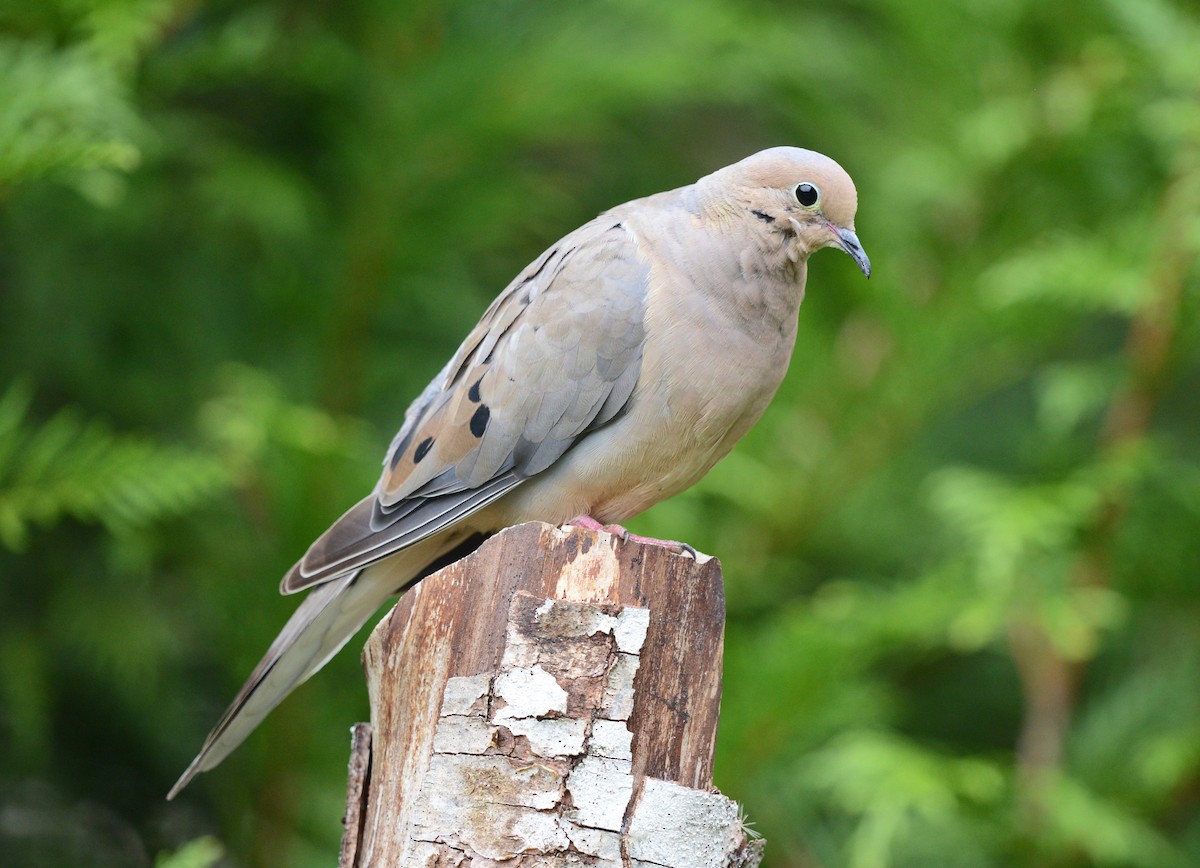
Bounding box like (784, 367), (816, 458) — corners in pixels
(338, 521), (764, 867)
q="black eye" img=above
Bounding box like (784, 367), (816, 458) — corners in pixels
(794, 183), (820, 208)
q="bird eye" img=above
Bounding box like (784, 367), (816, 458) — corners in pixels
(794, 183), (820, 208)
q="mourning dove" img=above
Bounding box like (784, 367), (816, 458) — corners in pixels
(169, 146), (870, 798)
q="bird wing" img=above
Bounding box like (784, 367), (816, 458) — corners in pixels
(280, 216), (648, 593)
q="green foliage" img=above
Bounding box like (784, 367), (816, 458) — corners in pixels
(800, 730), (1006, 868)
(0, 0), (186, 201)
(1, 0), (1198, 866)
(155, 837), (223, 868)
(1035, 773), (1186, 868)
(0, 37), (138, 192)
(0, 381), (232, 551)
(979, 234), (1152, 316)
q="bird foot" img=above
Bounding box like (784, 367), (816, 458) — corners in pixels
(567, 515), (607, 532)
(565, 515), (697, 558)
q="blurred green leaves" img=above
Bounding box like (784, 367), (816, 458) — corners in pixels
(155, 837), (222, 868)
(0, 381), (231, 551)
(979, 234), (1151, 316)
(1034, 773), (1186, 868)
(0, 37), (140, 199)
(198, 364), (372, 480)
(0, 0), (189, 201)
(801, 730), (1005, 868)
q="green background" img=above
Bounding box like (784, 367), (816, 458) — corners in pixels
(2, 1), (1199, 865)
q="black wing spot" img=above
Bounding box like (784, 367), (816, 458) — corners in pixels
(611, 222), (623, 231)
(468, 378), (482, 403)
(414, 437), (434, 463)
(470, 404), (490, 438)
(751, 210), (775, 223)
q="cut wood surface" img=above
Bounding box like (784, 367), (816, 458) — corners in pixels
(338, 520), (763, 867)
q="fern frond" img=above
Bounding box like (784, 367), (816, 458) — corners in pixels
(0, 383), (233, 551)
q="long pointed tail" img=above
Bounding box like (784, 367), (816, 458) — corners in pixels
(168, 560), (405, 799)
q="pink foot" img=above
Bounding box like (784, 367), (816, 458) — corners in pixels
(565, 515), (697, 558)
(567, 515), (606, 532)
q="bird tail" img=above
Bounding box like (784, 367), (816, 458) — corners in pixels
(167, 551), (425, 800)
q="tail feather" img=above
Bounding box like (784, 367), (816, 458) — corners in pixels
(168, 563), (397, 800)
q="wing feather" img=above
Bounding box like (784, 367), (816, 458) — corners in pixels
(280, 218), (648, 594)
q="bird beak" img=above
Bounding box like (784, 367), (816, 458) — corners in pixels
(829, 224), (871, 279)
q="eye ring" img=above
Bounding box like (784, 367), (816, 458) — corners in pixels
(794, 182), (820, 209)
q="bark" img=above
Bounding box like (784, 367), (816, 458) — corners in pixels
(337, 521), (763, 867)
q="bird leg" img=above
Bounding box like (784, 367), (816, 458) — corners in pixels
(565, 515), (697, 558)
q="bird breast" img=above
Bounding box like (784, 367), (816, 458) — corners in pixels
(500, 237), (804, 526)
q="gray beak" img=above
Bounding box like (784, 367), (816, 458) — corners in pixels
(834, 226), (871, 279)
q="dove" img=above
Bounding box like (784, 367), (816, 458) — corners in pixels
(168, 146), (870, 798)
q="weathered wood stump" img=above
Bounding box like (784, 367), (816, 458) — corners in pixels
(338, 521), (764, 867)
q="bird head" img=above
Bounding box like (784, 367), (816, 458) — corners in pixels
(699, 146), (871, 278)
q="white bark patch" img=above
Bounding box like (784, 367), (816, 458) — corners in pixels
(561, 820), (623, 861)
(431, 715), (499, 755)
(528, 596), (649, 654)
(588, 719), (633, 761)
(404, 841), (468, 866)
(600, 652), (640, 720)
(565, 754), (633, 832)
(418, 754), (565, 813)
(440, 674), (492, 716)
(613, 606), (650, 653)
(436, 802), (568, 862)
(493, 665), (567, 721)
(502, 716), (588, 758)
(406, 755), (569, 861)
(627, 778), (748, 868)
(500, 620), (540, 670)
